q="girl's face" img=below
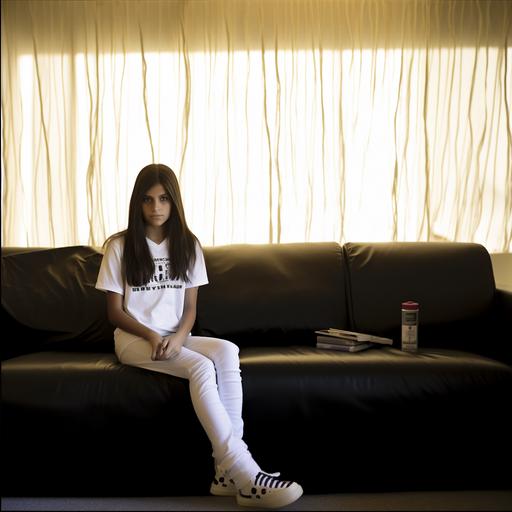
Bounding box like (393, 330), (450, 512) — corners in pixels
(141, 183), (172, 228)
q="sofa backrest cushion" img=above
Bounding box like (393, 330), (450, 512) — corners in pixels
(1, 246), (114, 359)
(196, 243), (347, 347)
(343, 242), (496, 348)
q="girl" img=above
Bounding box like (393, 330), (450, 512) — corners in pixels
(95, 164), (303, 509)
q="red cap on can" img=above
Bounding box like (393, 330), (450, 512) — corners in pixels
(402, 301), (419, 310)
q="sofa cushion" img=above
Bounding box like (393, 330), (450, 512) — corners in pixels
(196, 243), (347, 346)
(7, 346), (508, 427)
(1, 351), (212, 496)
(1, 351), (190, 417)
(240, 345), (512, 416)
(239, 345), (512, 492)
(1, 246), (114, 359)
(3, 346), (510, 495)
(343, 242), (496, 350)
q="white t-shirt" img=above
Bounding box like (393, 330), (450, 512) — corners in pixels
(95, 236), (209, 336)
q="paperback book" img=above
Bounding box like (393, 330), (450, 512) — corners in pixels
(316, 335), (364, 347)
(315, 328), (393, 346)
(316, 341), (374, 352)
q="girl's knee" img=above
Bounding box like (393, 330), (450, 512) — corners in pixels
(210, 340), (241, 374)
(216, 339), (240, 359)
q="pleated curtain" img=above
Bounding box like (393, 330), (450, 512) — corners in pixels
(1, 0), (511, 251)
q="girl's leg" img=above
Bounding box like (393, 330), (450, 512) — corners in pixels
(183, 336), (249, 491)
(114, 329), (260, 488)
(184, 336), (244, 439)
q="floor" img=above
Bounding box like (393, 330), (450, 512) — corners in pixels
(3, 490), (512, 511)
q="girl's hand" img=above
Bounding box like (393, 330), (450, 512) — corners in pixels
(158, 333), (185, 360)
(148, 333), (164, 360)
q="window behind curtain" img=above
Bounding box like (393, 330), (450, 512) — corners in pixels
(1, 0), (511, 251)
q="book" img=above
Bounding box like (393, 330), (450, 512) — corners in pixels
(316, 335), (363, 347)
(315, 328), (393, 346)
(316, 341), (374, 352)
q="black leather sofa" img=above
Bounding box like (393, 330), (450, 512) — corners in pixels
(2, 242), (511, 497)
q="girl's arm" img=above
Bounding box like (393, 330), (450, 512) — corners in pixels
(106, 291), (163, 359)
(175, 286), (199, 338)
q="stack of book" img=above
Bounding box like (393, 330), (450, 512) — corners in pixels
(315, 328), (393, 352)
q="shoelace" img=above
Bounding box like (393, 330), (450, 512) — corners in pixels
(255, 472), (292, 489)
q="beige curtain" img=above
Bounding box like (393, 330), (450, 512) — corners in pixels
(2, 0), (511, 251)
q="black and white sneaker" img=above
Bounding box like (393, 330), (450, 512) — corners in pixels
(237, 471), (303, 509)
(210, 468), (236, 496)
(210, 468), (281, 497)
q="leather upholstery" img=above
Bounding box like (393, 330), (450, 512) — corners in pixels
(343, 242), (495, 332)
(1, 246), (114, 359)
(1, 242), (511, 496)
(196, 242), (347, 346)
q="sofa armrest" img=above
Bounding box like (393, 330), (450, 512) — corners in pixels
(486, 288), (512, 366)
(495, 288), (512, 331)
(495, 288), (512, 312)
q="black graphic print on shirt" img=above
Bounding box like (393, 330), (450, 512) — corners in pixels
(132, 257), (183, 292)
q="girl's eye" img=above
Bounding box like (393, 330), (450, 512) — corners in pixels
(142, 195), (168, 203)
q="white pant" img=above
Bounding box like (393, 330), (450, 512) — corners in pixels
(114, 329), (261, 488)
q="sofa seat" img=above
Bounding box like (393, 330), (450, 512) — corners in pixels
(240, 346), (512, 408)
(3, 345), (510, 495)
(239, 346), (512, 493)
(5, 347), (510, 419)
(238, 345), (512, 430)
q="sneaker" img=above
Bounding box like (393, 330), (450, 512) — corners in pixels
(210, 469), (281, 497)
(210, 469), (236, 496)
(237, 471), (303, 509)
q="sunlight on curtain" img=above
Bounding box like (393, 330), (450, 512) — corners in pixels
(1, 0), (511, 251)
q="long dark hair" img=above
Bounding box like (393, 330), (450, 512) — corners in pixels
(106, 163), (198, 286)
